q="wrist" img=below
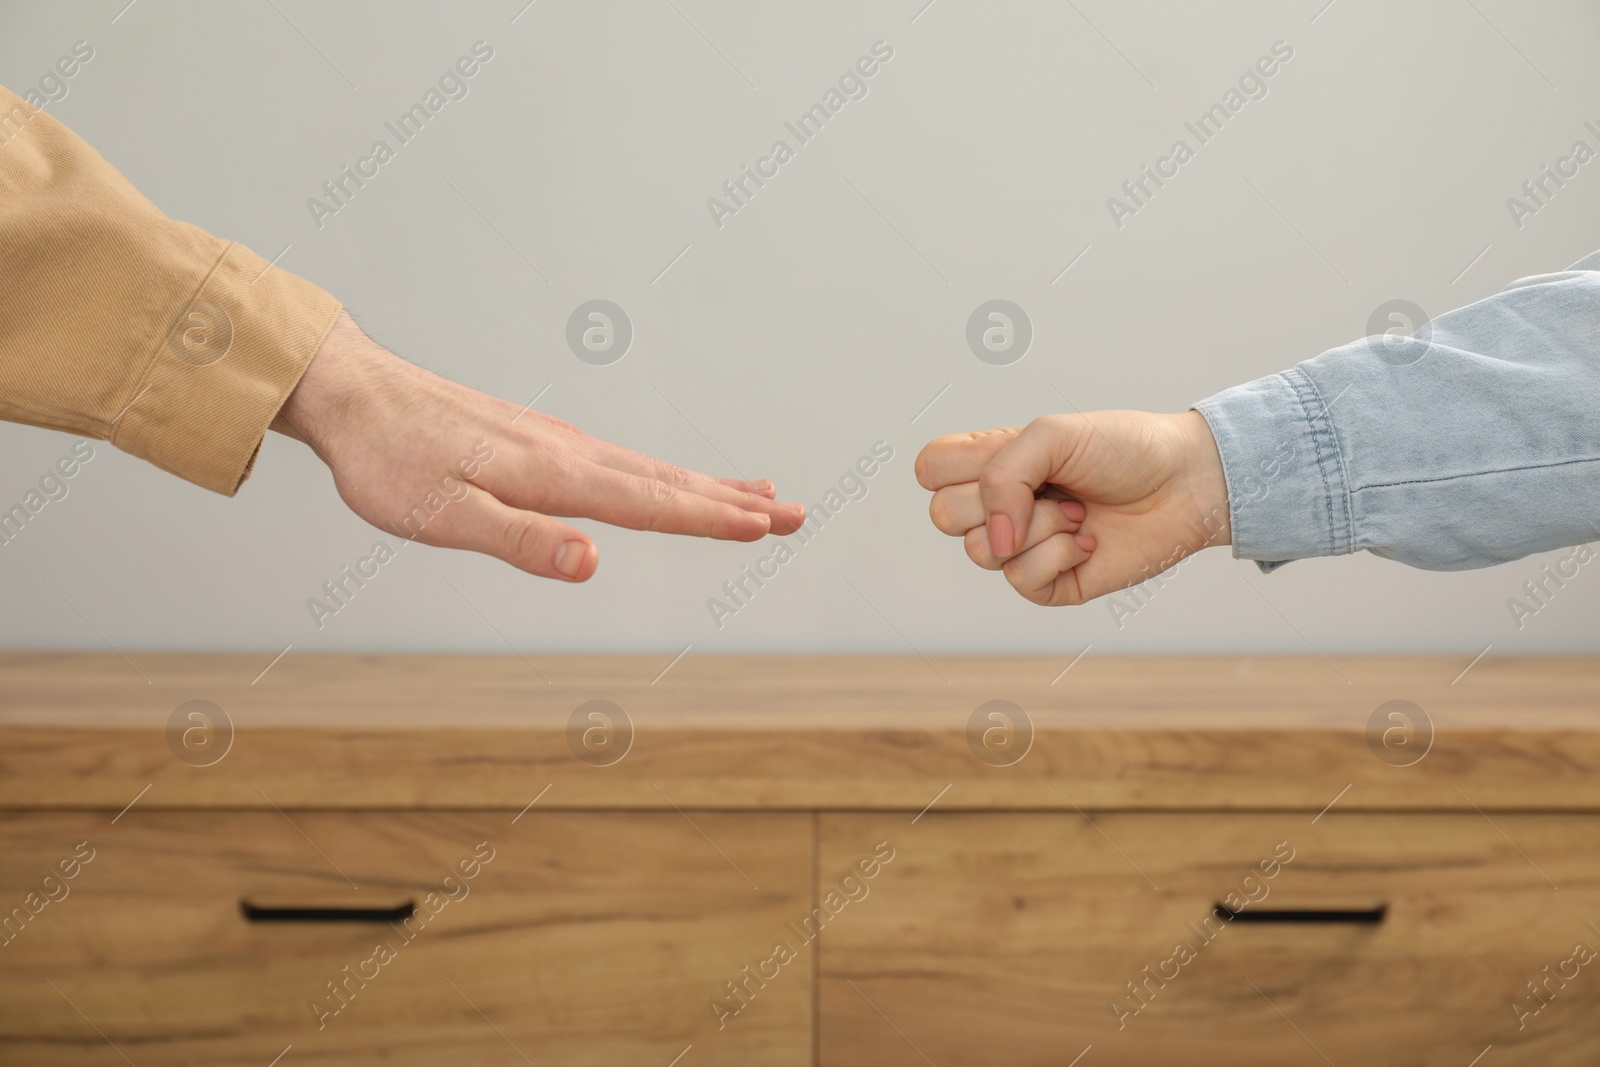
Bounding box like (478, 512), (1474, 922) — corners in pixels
(1175, 409), (1232, 548)
(272, 310), (387, 450)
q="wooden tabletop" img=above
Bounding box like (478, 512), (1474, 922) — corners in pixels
(2, 653), (1597, 810)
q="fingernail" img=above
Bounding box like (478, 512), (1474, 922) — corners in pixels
(1061, 499), (1087, 521)
(555, 540), (589, 579)
(1074, 533), (1096, 552)
(989, 513), (1014, 556)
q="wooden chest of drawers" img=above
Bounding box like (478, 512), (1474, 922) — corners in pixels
(3, 653), (1599, 1064)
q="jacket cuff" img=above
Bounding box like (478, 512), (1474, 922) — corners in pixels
(1193, 367), (1355, 573)
(112, 242), (341, 495)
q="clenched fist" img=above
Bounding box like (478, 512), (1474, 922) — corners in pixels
(916, 410), (1231, 605)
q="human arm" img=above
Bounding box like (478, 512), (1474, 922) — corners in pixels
(0, 83), (800, 579)
(920, 252), (1600, 603)
(1197, 252), (1600, 573)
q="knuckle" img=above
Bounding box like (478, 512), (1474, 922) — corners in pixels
(1013, 579), (1048, 606)
(643, 480), (679, 530)
(660, 462), (697, 491)
(540, 414), (584, 439)
(538, 448), (582, 493)
(505, 519), (548, 565)
(977, 464), (1010, 492)
(964, 530), (994, 569)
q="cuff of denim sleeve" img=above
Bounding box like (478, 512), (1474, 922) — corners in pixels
(1193, 367), (1355, 573)
(111, 243), (342, 496)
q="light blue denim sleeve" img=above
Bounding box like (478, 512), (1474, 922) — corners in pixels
(1194, 250), (1600, 573)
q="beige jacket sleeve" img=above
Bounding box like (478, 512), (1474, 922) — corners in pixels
(0, 84), (341, 495)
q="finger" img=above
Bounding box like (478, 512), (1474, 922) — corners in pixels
(915, 428), (1022, 490)
(928, 482), (983, 535)
(577, 438), (803, 534)
(719, 477), (776, 499)
(965, 498), (1084, 569)
(1001, 531), (1096, 606)
(931, 482), (1086, 537)
(433, 485), (599, 581)
(979, 415), (1084, 557)
(536, 458), (775, 542)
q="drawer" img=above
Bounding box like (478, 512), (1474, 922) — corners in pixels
(819, 813), (1600, 1066)
(0, 811), (812, 1066)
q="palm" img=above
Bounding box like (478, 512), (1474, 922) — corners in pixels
(1037, 412), (1226, 602)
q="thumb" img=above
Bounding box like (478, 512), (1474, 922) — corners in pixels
(435, 485), (599, 581)
(978, 414), (1087, 558)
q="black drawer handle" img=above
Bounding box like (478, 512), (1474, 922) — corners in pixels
(240, 899), (416, 923)
(1213, 903), (1387, 925)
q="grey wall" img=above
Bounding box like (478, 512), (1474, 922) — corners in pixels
(2, 0), (1597, 658)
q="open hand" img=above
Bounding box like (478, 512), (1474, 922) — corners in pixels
(272, 312), (804, 581)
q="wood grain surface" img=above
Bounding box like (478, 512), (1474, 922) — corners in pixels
(3, 653), (1599, 809)
(0, 812), (813, 1066)
(818, 812), (1600, 1065)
